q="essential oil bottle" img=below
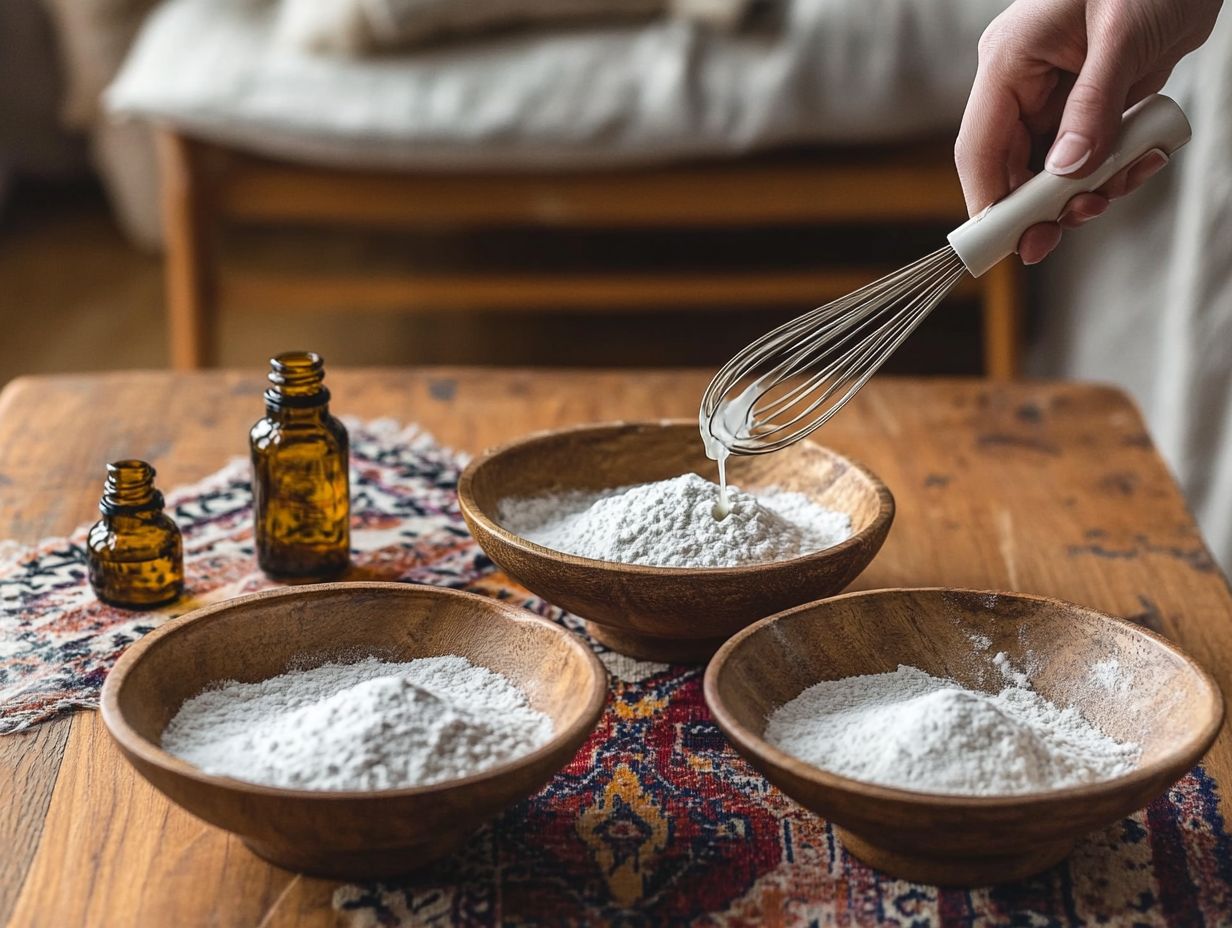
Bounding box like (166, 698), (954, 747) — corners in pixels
(250, 351), (351, 577)
(87, 460), (185, 608)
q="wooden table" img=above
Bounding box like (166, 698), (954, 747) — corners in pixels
(1, 369), (1228, 927)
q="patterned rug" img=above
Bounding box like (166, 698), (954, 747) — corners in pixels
(2, 420), (1230, 926)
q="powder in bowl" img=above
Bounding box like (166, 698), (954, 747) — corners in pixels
(162, 656), (553, 791)
(496, 473), (851, 568)
(764, 664), (1140, 796)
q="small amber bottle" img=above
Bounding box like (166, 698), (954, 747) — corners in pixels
(250, 351), (351, 577)
(87, 460), (185, 608)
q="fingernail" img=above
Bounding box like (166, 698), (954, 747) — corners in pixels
(1073, 199), (1109, 223)
(1132, 148), (1170, 183)
(1046, 132), (1093, 175)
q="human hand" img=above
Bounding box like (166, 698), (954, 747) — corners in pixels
(954, 0), (1221, 264)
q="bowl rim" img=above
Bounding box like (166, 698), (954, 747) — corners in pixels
(457, 418), (895, 576)
(100, 581), (609, 800)
(703, 586), (1226, 809)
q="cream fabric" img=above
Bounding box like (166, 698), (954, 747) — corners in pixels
(108, 0), (1008, 172)
(1032, 7), (1232, 569)
(274, 0), (679, 56)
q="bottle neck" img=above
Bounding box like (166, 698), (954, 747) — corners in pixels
(264, 351), (330, 412)
(100, 460), (165, 516)
(263, 400), (331, 421)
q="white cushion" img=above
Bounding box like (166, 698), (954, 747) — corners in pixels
(107, 0), (1009, 171)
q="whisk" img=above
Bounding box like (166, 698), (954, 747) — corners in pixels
(700, 94), (1191, 458)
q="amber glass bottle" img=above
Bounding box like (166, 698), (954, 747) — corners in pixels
(250, 351), (351, 577)
(87, 460), (185, 608)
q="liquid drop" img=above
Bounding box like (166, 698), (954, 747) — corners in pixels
(700, 384), (759, 522)
(712, 454), (732, 520)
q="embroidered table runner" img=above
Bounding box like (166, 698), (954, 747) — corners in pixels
(1, 421), (1228, 926)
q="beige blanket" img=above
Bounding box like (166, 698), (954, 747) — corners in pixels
(276, 0), (753, 56)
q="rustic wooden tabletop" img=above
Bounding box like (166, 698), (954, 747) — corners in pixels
(0, 369), (1227, 927)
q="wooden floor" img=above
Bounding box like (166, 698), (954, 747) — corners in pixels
(0, 180), (987, 384)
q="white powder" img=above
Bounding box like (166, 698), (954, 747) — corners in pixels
(162, 656), (553, 791)
(765, 664), (1140, 796)
(993, 650), (1033, 688)
(497, 473), (851, 568)
(1092, 657), (1131, 694)
(967, 632), (992, 652)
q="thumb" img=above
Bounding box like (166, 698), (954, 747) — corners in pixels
(1045, 55), (1130, 178)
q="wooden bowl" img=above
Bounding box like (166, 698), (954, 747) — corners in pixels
(704, 588), (1224, 886)
(458, 421), (893, 662)
(100, 582), (607, 879)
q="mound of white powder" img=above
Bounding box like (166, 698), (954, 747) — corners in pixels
(765, 664), (1140, 795)
(162, 656), (553, 791)
(497, 473), (851, 568)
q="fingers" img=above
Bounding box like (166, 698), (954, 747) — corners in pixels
(955, 49), (1028, 216)
(955, 86), (1024, 216)
(1016, 147), (1169, 266)
(1059, 193), (1109, 229)
(1018, 223), (1063, 265)
(1019, 194), (1107, 265)
(1125, 147), (1170, 190)
(1044, 50), (1130, 179)
(1127, 69), (1172, 103)
(1097, 148), (1170, 199)
(1006, 121), (1034, 192)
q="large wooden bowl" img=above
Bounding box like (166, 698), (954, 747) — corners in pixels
(458, 421), (893, 662)
(100, 582), (607, 879)
(704, 588), (1224, 886)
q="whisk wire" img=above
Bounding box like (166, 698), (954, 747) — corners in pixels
(702, 246), (967, 454)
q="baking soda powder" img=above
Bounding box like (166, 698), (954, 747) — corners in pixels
(765, 663), (1139, 795)
(162, 656), (553, 790)
(498, 473), (851, 568)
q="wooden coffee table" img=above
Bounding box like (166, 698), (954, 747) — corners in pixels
(1, 369), (1228, 926)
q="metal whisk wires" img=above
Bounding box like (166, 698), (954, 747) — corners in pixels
(701, 246), (968, 455)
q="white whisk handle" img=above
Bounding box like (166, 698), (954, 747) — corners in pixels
(947, 93), (1191, 278)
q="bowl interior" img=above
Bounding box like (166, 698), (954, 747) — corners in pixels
(111, 583), (602, 760)
(466, 421), (887, 556)
(712, 589), (1222, 773)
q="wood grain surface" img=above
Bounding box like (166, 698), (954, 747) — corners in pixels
(0, 369), (1229, 926)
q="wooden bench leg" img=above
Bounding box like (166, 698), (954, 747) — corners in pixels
(157, 130), (215, 370)
(982, 258), (1023, 380)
